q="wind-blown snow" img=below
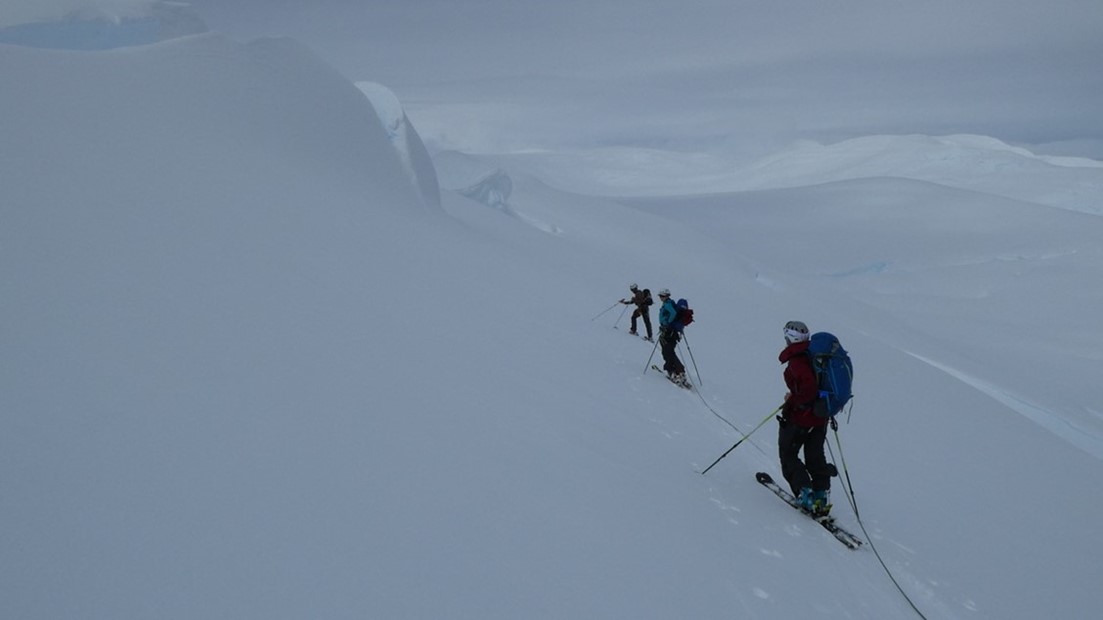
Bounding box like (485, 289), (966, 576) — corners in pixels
(3, 13), (1103, 620)
(356, 81), (441, 209)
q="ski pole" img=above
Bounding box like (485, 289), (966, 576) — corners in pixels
(681, 332), (702, 386)
(613, 303), (630, 329)
(700, 406), (781, 475)
(591, 301), (621, 321)
(643, 334), (661, 373)
(830, 424), (860, 519)
(828, 429), (926, 620)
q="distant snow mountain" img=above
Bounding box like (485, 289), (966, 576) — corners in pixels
(739, 134), (1103, 215)
(494, 134), (1103, 215)
(0, 1), (206, 50)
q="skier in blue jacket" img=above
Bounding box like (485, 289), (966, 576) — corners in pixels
(657, 289), (687, 385)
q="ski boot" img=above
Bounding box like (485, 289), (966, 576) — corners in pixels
(798, 487), (815, 512)
(811, 490), (832, 517)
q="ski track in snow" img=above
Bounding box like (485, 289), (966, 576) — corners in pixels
(902, 349), (1103, 459)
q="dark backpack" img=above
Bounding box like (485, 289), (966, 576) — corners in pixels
(673, 298), (694, 330)
(807, 332), (853, 418)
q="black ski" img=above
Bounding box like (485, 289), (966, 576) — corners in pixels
(651, 364), (691, 389)
(755, 472), (862, 549)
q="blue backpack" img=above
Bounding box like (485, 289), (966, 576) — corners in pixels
(671, 298), (694, 332)
(807, 332), (854, 418)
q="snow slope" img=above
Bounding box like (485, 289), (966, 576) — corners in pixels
(3, 26), (1103, 620)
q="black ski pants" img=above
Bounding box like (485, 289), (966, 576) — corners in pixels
(631, 306), (652, 338)
(659, 329), (685, 375)
(778, 420), (831, 496)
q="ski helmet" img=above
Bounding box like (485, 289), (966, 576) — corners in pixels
(658, 288), (671, 298)
(629, 283), (638, 291)
(783, 320), (809, 344)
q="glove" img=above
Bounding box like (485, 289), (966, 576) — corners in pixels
(776, 415), (787, 428)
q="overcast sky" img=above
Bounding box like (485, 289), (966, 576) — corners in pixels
(14, 0), (1103, 157)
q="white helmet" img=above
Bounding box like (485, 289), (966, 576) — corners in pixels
(658, 288), (671, 297)
(629, 283), (639, 291)
(783, 320), (810, 344)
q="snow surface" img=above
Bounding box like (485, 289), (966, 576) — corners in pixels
(3, 8), (1103, 620)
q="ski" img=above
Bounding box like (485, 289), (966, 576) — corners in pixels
(755, 472), (863, 549)
(651, 365), (692, 389)
(617, 327), (652, 341)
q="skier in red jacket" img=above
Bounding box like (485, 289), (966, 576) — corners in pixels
(777, 320), (834, 516)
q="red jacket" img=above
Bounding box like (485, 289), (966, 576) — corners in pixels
(779, 341), (826, 428)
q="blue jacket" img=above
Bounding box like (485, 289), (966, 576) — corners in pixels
(659, 298), (679, 329)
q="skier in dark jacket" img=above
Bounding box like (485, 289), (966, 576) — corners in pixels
(657, 289), (687, 385)
(777, 320), (833, 516)
(620, 283), (653, 341)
